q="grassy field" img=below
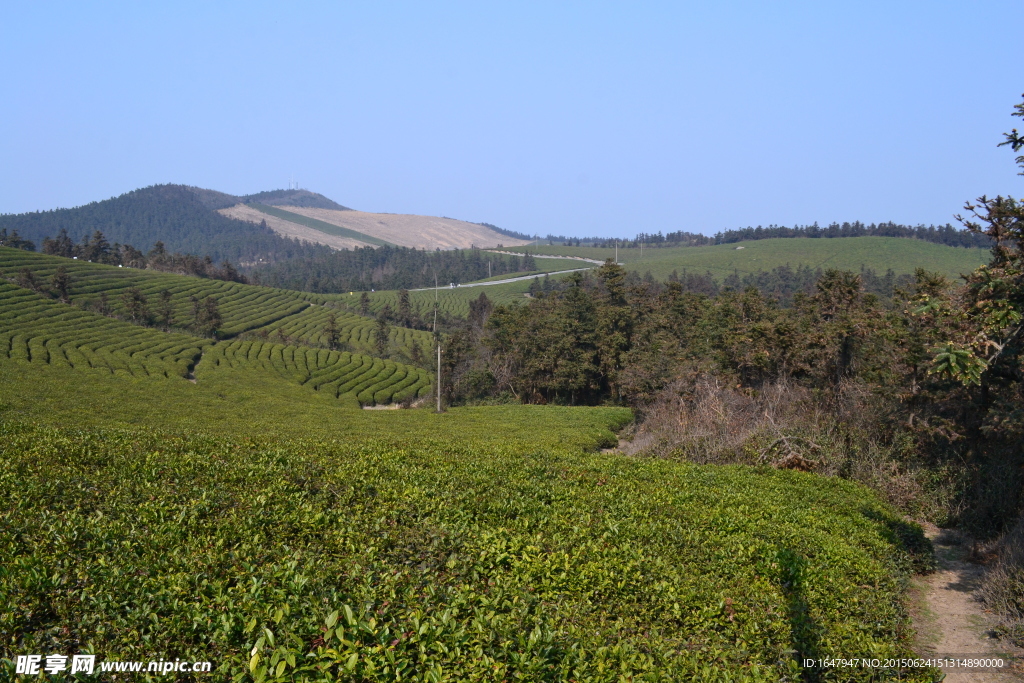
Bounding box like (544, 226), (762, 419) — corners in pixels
(0, 357), (936, 681)
(501, 237), (989, 281)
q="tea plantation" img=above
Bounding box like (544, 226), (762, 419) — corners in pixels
(256, 304), (433, 361)
(0, 282), (211, 380)
(0, 249), (311, 337)
(210, 340), (431, 405)
(356, 280), (535, 319)
(0, 280), (430, 407)
(0, 413), (936, 682)
(0, 248), (433, 355)
(0, 248), (939, 681)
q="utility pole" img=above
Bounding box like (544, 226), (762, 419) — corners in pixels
(615, 241), (618, 264)
(436, 343), (442, 413)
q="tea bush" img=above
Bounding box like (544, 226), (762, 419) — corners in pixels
(0, 275), (430, 406)
(0, 419), (935, 681)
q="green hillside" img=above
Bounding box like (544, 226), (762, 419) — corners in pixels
(0, 249), (937, 681)
(359, 232), (989, 319)
(0, 248), (435, 359)
(0, 280), (431, 407)
(358, 279), (535, 318)
(0, 281), (210, 380)
(0, 354), (935, 680)
(0, 184), (333, 265)
(502, 237), (989, 281)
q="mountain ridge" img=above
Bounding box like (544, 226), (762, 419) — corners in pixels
(0, 183), (529, 257)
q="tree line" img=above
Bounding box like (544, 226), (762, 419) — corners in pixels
(612, 221), (991, 249)
(533, 221), (990, 250)
(40, 229), (247, 283)
(248, 246), (538, 293)
(0, 228), (36, 251)
(525, 263), (914, 308)
(433, 96), (1024, 559)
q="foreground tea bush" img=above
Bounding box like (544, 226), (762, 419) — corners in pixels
(0, 422), (934, 681)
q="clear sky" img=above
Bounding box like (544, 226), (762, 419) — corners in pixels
(2, 1), (1021, 238)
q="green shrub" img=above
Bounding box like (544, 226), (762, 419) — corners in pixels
(0, 420), (936, 681)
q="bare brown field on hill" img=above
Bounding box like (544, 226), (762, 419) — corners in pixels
(218, 204), (374, 250)
(274, 206), (531, 250)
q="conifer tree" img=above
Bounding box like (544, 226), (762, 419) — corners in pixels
(17, 267), (41, 292)
(375, 314), (391, 357)
(121, 287), (149, 323)
(50, 266), (71, 303)
(158, 290), (174, 331)
(201, 296), (221, 337)
(325, 311), (340, 351)
(397, 289), (412, 327)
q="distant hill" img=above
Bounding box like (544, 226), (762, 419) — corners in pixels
(236, 205), (533, 250)
(0, 184), (527, 261)
(0, 184), (333, 265)
(241, 189), (351, 210)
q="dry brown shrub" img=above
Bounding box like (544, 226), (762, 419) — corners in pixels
(625, 374), (814, 463)
(980, 516), (1024, 645)
(628, 374), (927, 512)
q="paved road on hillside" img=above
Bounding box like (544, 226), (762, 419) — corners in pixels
(485, 250), (608, 265)
(410, 267), (594, 291)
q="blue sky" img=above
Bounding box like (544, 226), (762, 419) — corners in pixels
(2, 1), (1021, 237)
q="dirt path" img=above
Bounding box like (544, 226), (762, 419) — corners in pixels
(914, 523), (1024, 681)
(186, 349), (204, 384)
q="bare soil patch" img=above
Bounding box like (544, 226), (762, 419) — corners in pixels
(273, 207), (532, 250)
(914, 523), (1024, 681)
(219, 204), (374, 250)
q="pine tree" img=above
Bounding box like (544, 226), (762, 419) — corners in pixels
(375, 314), (391, 357)
(201, 296), (221, 337)
(0, 228), (36, 251)
(158, 290), (174, 331)
(325, 311), (340, 351)
(84, 230), (111, 263)
(397, 289), (412, 327)
(50, 266), (71, 303)
(41, 228), (75, 257)
(17, 267), (41, 292)
(95, 292), (111, 316)
(121, 287), (149, 323)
